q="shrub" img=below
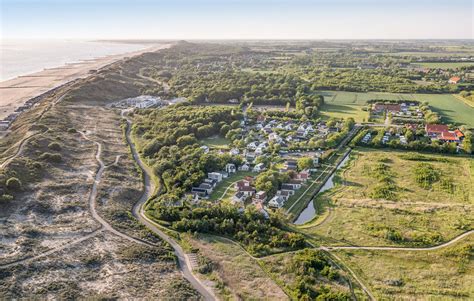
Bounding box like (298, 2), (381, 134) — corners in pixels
(48, 142), (62, 151)
(413, 163), (439, 189)
(6, 177), (22, 191)
(39, 152), (62, 163)
(0, 194), (14, 202)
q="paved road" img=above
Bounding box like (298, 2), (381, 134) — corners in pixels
(122, 111), (216, 301)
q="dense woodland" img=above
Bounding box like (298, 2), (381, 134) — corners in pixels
(139, 41), (470, 105)
(132, 104), (306, 256)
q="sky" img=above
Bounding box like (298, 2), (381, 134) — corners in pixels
(1, 0), (473, 40)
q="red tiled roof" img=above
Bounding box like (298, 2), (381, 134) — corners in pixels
(236, 180), (250, 189)
(425, 124), (449, 134)
(440, 131), (459, 141)
(454, 129), (464, 138)
(240, 186), (256, 192)
(374, 103), (401, 112)
(449, 76), (461, 83)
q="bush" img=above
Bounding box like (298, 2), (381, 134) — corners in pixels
(6, 177), (22, 191)
(0, 194), (14, 202)
(48, 142), (62, 151)
(39, 152), (62, 163)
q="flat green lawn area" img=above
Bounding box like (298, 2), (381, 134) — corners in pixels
(208, 171), (257, 201)
(411, 62), (474, 69)
(200, 136), (231, 149)
(317, 91), (474, 127)
(302, 148), (474, 247)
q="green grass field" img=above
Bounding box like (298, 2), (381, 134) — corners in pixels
(200, 136), (231, 149)
(208, 171), (256, 201)
(333, 235), (474, 299)
(318, 91), (474, 127)
(302, 148), (474, 247)
(411, 62), (474, 69)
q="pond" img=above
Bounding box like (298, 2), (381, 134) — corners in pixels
(293, 152), (351, 225)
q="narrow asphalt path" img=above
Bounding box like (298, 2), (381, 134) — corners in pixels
(122, 111), (216, 301)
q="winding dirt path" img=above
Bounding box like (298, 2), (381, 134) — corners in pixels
(0, 91), (69, 169)
(122, 110), (216, 301)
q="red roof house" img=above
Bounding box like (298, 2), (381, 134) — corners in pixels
(373, 103), (401, 113)
(448, 76), (461, 84)
(235, 180), (251, 190)
(454, 129), (464, 138)
(425, 124), (449, 136)
(439, 131), (459, 142)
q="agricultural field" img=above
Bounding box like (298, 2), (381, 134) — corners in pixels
(318, 91), (474, 127)
(301, 148), (474, 247)
(333, 234), (474, 299)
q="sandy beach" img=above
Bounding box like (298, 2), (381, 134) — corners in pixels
(0, 43), (171, 120)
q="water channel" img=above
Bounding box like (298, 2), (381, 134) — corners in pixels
(293, 152), (351, 225)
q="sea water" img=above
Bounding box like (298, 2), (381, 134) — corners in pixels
(0, 39), (148, 81)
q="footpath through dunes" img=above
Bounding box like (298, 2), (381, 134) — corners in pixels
(0, 96), (205, 299)
(123, 110), (217, 301)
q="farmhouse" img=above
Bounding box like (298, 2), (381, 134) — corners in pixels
(425, 124), (449, 137)
(439, 131), (460, 142)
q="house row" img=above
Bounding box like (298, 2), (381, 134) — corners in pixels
(191, 164), (237, 199)
(425, 124), (464, 143)
(268, 169), (311, 209)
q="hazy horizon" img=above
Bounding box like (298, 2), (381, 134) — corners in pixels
(1, 0), (472, 40)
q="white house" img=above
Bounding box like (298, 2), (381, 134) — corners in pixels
(200, 145), (209, 154)
(255, 147), (264, 155)
(232, 192), (246, 204)
(247, 142), (258, 150)
(229, 148), (240, 156)
(238, 163), (250, 171)
(253, 163), (265, 172)
(225, 163), (236, 174)
(208, 172), (223, 182)
(268, 196), (285, 208)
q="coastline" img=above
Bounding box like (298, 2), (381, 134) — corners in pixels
(0, 43), (172, 121)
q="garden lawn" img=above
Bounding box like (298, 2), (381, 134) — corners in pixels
(208, 171), (257, 201)
(200, 136), (231, 149)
